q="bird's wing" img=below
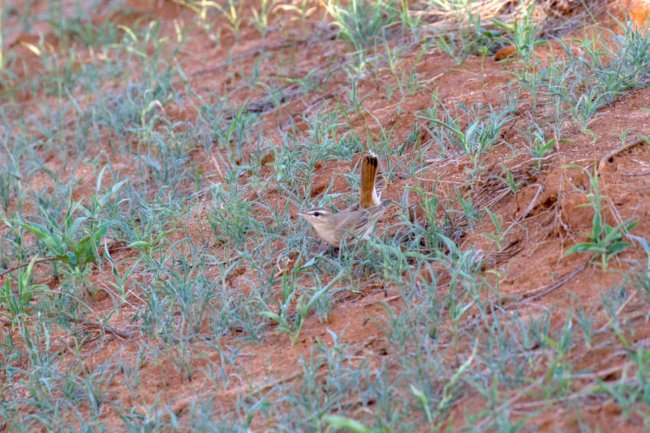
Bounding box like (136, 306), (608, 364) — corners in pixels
(332, 210), (370, 238)
(366, 204), (387, 222)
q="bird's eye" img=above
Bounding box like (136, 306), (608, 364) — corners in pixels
(313, 211), (321, 217)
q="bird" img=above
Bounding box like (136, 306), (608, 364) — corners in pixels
(298, 151), (394, 247)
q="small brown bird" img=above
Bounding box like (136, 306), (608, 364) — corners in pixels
(298, 151), (393, 246)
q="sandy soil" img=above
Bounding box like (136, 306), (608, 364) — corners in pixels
(1, 0), (649, 431)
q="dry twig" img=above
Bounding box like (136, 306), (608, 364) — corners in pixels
(598, 136), (649, 173)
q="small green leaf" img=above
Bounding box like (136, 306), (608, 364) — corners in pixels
(323, 415), (374, 433)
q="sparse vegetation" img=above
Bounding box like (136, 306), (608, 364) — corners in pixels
(1, 0), (649, 432)
(564, 166), (638, 271)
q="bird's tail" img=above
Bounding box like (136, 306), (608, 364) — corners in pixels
(359, 151), (380, 208)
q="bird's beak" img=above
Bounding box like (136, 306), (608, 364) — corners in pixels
(297, 212), (307, 218)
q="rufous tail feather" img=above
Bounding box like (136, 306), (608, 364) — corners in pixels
(359, 151), (380, 208)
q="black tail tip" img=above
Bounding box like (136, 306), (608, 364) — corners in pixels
(364, 150), (378, 166)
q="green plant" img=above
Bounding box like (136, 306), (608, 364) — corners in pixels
(564, 166), (637, 271)
(480, 207), (512, 250)
(179, 0), (245, 38)
(216, 0), (245, 39)
(628, 234), (650, 277)
(49, 16), (120, 47)
(0, 168), (19, 211)
(1, 257), (48, 319)
(260, 271), (343, 344)
(416, 101), (512, 173)
(533, 22), (650, 130)
(527, 127), (555, 170)
(455, 188), (480, 227)
(398, 0), (420, 33)
(493, 3), (540, 64)
(274, 0), (315, 23)
(324, 0), (398, 48)
(434, 341), (477, 417)
(4, 174), (125, 272)
(8, 201), (108, 272)
(497, 164), (523, 195)
(403, 184), (447, 252)
(251, 0), (273, 38)
(209, 174), (261, 248)
(201, 105), (258, 164)
(436, 12), (505, 64)
(127, 223), (175, 259)
(324, 415), (374, 433)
